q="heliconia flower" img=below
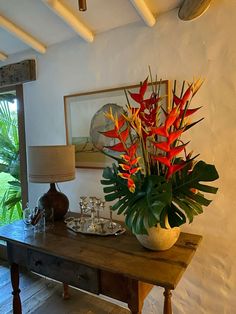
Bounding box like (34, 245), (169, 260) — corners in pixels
(192, 78), (204, 97)
(142, 94), (160, 110)
(130, 156), (141, 165)
(104, 109), (126, 129)
(154, 156), (171, 167)
(182, 107), (201, 117)
(118, 169), (138, 193)
(117, 142), (140, 192)
(101, 77), (203, 185)
(165, 107), (179, 130)
(128, 143), (138, 158)
(100, 128), (119, 138)
(168, 129), (183, 144)
(166, 162), (186, 179)
(105, 142), (125, 152)
(115, 115), (126, 130)
(140, 107), (158, 127)
(129, 78), (148, 104)
(120, 154), (131, 162)
(119, 163), (131, 171)
(118, 172), (130, 179)
(168, 143), (187, 159)
(119, 127), (130, 142)
(104, 107), (114, 121)
(173, 107), (202, 129)
(173, 85), (193, 110)
(152, 141), (170, 152)
(151, 126), (169, 137)
(139, 77), (148, 97)
(130, 167), (141, 175)
(128, 178), (136, 193)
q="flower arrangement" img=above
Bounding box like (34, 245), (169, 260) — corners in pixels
(93, 77), (219, 235)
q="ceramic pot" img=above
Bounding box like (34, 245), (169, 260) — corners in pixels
(135, 219), (180, 251)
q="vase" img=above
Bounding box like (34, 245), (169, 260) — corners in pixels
(135, 218), (180, 251)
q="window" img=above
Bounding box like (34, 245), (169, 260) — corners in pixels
(0, 85), (27, 258)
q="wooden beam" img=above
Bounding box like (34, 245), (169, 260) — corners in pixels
(0, 51), (8, 61)
(0, 59), (36, 88)
(178, 0), (212, 21)
(130, 0), (156, 27)
(42, 0), (94, 43)
(0, 14), (46, 54)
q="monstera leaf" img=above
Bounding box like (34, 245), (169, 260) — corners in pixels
(101, 164), (172, 234)
(169, 160), (219, 227)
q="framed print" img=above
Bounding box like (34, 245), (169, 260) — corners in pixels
(64, 80), (170, 168)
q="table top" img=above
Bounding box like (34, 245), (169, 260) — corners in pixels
(0, 215), (202, 289)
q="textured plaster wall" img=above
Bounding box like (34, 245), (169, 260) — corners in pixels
(3, 0), (236, 312)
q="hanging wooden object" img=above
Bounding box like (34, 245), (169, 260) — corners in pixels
(78, 0), (87, 11)
(178, 0), (212, 21)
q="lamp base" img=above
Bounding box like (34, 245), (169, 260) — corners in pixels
(38, 183), (69, 220)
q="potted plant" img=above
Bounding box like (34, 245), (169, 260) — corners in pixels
(90, 77), (219, 250)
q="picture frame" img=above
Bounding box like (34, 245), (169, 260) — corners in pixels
(64, 80), (170, 168)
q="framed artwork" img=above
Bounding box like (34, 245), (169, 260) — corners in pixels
(64, 80), (170, 168)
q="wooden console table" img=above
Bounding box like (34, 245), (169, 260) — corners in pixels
(0, 217), (202, 314)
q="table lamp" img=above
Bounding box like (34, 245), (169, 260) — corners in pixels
(28, 145), (75, 220)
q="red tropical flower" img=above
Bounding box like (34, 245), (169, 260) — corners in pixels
(100, 77), (204, 190)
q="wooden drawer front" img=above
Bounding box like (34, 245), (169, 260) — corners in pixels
(28, 250), (99, 294)
(7, 242), (28, 266)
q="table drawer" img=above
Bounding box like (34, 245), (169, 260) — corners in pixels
(7, 242), (28, 266)
(28, 250), (99, 294)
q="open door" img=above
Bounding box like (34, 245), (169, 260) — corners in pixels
(0, 85), (28, 226)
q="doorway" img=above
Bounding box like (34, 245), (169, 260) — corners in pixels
(0, 85), (28, 226)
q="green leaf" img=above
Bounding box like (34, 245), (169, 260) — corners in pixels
(174, 199), (194, 223)
(103, 185), (118, 193)
(100, 179), (115, 185)
(167, 204), (186, 227)
(102, 167), (114, 179)
(0, 163), (8, 172)
(193, 161), (219, 182)
(8, 180), (21, 187)
(185, 191), (212, 206)
(104, 192), (121, 202)
(194, 183), (218, 194)
(151, 200), (165, 220)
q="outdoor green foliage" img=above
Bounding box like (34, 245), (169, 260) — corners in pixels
(0, 94), (22, 223)
(0, 173), (21, 225)
(102, 160), (218, 235)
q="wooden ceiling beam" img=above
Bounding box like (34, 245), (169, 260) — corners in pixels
(42, 0), (94, 43)
(0, 51), (8, 61)
(129, 0), (156, 27)
(0, 15), (46, 54)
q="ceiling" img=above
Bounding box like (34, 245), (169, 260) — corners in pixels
(0, 0), (183, 59)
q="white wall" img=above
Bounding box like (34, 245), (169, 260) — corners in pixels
(3, 0), (236, 312)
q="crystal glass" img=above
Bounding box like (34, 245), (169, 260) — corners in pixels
(34, 209), (45, 233)
(23, 203), (33, 231)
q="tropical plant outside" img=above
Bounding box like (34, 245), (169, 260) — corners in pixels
(0, 94), (22, 225)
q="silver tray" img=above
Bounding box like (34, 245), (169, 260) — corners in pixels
(64, 217), (126, 236)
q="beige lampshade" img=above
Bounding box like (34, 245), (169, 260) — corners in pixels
(28, 145), (75, 183)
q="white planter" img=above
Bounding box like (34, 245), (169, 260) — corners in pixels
(135, 222), (180, 251)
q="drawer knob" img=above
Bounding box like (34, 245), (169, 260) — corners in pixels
(35, 260), (42, 266)
(78, 274), (87, 281)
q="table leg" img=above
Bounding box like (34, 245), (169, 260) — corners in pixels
(127, 303), (142, 314)
(163, 288), (172, 314)
(62, 283), (70, 300)
(127, 280), (144, 314)
(10, 263), (22, 314)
